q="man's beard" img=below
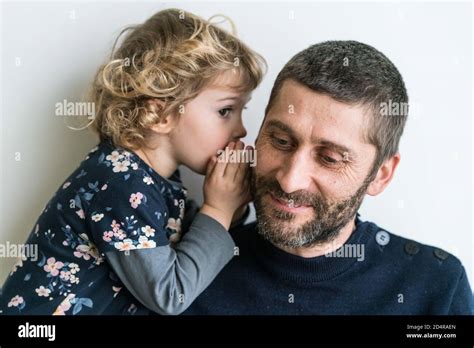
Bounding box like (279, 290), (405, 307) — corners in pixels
(251, 171), (372, 249)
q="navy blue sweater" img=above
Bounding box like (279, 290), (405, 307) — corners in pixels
(184, 216), (472, 315)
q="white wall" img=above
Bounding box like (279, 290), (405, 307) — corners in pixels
(1, 1), (472, 287)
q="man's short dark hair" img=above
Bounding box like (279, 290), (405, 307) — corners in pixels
(266, 40), (409, 172)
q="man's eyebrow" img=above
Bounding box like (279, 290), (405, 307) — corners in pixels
(265, 120), (296, 136)
(266, 120), (355, 159)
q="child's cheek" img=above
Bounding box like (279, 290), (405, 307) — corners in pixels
(203, 124), (230, 151)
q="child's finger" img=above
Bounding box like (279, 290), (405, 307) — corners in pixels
(215, 142), (234, 177)
(235, 159), (249, 183)
(205, 155), (217, 177)
(222, 141), (237, 172)
(238, 167), (252, 203)
(234, 145), (252, 181)
(213, 157), (226, 178)
(225, 140), (244, 178)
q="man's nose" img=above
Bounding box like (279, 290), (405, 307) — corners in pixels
(275, 150), (313, 194)
(231, 118), (247, 141)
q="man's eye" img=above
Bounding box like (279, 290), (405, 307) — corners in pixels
(218, 108), (232, 118)
(319, 153), (345, 167)
(270, 134), (292, 149)
(321, 155), (337, 164)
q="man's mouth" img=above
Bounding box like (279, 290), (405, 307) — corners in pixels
(268, 192), (312, 213)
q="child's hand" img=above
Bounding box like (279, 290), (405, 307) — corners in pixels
(200, 141), (252, 230)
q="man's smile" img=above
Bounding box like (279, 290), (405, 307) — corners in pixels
(268, 192), (313, 214)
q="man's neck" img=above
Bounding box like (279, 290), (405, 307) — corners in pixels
(277, 217), (357, 258)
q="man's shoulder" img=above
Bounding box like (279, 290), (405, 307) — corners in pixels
(229, 218), (465, 271)
(365, 220), (465, 279)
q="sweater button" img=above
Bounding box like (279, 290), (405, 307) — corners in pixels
(404, 241), (420, 256)
(433, 248), (449, 261)
(375, 230), (390, 246)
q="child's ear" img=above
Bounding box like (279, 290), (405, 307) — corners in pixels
(147, 99), (177, 135)
(366, 153), (400, 196)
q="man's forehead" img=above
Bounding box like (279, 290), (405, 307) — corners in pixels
(274, 80), (358, 118)
(264, 79), (372, 154)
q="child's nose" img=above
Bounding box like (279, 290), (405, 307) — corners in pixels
(232, 119), (247, 140)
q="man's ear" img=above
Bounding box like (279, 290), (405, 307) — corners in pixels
(147, 99), (177, 135)
(366, 153), (401, 196)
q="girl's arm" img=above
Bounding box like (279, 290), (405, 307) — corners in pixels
(105, 212), (234, 315)
(89, 142), (251, 315)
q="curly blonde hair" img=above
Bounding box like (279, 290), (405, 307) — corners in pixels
(89, 8), (266, 150)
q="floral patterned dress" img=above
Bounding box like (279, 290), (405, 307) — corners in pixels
(1, 140), (187, 315)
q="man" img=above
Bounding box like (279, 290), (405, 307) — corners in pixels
(183, 40), (473, 315)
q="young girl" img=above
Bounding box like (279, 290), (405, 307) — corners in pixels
(1, 8), (265, 315)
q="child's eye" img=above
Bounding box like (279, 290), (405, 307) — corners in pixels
(218, 107), (233, 118)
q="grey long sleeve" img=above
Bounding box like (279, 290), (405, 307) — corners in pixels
(105, 212), (235, 315)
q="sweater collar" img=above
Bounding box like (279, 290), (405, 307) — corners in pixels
(253, 214), (374, 287)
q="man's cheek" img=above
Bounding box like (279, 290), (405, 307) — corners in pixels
(257, 143), (282, 173)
